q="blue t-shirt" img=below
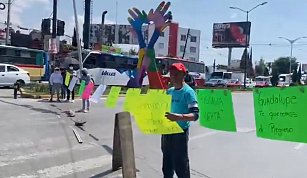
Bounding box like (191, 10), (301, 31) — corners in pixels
(167, 84), (198, 130)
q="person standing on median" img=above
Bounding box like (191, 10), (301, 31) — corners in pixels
(80, 68), (91, 113)
(66, 64), (76, 103)
(49, 67), (63, 102)
(163, 63), (199, 178)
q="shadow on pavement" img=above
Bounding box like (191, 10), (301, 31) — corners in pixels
(89, 169), (115, 178)
(0, 99), (59, 115)
(102, 145), (113, 155)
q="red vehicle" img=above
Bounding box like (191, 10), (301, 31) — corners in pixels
(226, 79), (242, 88)
(155, 56), (205, 88)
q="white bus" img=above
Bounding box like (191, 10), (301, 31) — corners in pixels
(69, 50), (149, 86)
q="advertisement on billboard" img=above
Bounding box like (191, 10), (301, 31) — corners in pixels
(212, 22), (251, 48)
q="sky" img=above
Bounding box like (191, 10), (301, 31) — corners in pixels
(0, 0), (307, 65)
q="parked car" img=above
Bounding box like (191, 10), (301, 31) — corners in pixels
(255, 81), (271, 88)
(241, 78), (256, 88)
(226, 79), (242, 88)
(205, 79), (226, 87)
(0, 63), (30, 87)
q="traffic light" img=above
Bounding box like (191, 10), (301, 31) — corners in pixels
(57, 20), (65, 36)
(41, 18), (51, 35)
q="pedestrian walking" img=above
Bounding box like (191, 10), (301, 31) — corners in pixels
(163, 63), (199, 178)
(49, 67), (63, 102)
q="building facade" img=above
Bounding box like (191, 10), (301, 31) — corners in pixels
(152, 23), (201, 62)
(90, 23), (201, 61)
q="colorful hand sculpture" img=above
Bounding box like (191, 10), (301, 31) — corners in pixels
(127, 1), (171, 89)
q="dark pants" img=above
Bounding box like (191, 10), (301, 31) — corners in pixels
(161, 129), (190, 178)
(67, 87), (75, 100)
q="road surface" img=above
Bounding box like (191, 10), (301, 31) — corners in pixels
(0, 90), (306, 178)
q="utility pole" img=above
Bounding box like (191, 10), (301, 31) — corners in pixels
(73, 0), (83, 71)
(51, 0), (58, 66)
(5, 0), (11, 45)
(278, 36), (307, 74)
(83, 0), (91, 49)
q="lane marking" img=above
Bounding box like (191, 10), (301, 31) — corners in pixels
(0, 144), (95, 167)
(9, 155), (112, 178)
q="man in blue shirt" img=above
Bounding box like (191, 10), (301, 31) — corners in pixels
(163, 63), (199, 178)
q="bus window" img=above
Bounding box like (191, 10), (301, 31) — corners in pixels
(36, 53), (44, 65)
(126, 58), (137, 70)
(103, 54), (117, 69)
(224, 73), (232, 79)
(0, 48), (6, 55)
(114, 56), (128, 69)
(83, 53), (98, 69)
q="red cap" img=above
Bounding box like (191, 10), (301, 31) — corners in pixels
(169, 63), (187, 73)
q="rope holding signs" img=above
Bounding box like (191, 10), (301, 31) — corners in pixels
(0, 3), (5, 10)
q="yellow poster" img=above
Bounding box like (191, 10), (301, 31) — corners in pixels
(65, 72), (71, 86)
(131, 93), (183, 135)
(123, 88), (141, 112)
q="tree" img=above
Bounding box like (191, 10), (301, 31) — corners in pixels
(240, 48), (248, 70)
(240, 48), (254, 78)
(255, 58), (266, 76)
(292, 67), (298, 83)
(271, 57), (298, 85)
(264, 67), (270, 76)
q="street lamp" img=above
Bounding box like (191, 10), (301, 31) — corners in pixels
(230, 2), (268, 88)
(278, 36), (307, 73)
(100, 10), (108, 45)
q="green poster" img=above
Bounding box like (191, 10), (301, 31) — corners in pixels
(105, 86), (121, 108)
(197, 89), (237, 132)
(123, 88), (141, 112)
(78, 80), (86, 96)
(254, 86), (307, 143)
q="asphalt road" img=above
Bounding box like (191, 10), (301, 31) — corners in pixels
(0, 90), (307, 178)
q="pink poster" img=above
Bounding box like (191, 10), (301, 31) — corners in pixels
(81, 82), (94, 100)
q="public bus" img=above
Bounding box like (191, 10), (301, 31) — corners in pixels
(0, 45), (49, 81)
(156, 56), (205, 86)
(73, 50), (206, 87)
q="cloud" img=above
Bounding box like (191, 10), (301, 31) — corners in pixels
(0, 0), (50, 26)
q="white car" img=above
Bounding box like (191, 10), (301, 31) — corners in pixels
(0, 63), (30, 87)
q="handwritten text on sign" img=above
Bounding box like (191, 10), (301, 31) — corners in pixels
(197, 90), (237, 132)
(132, 93), (183, 135)
(254, 87), (307, 143)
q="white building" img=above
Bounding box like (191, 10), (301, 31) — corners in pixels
(90, 23), (201, 61)
(151, 23), (201, 62)
(229, 59), (241, 69)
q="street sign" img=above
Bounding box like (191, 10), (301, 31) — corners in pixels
(49, 38), (57, 54)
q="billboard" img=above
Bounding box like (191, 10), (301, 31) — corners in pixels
(212, 22), (251, 48)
